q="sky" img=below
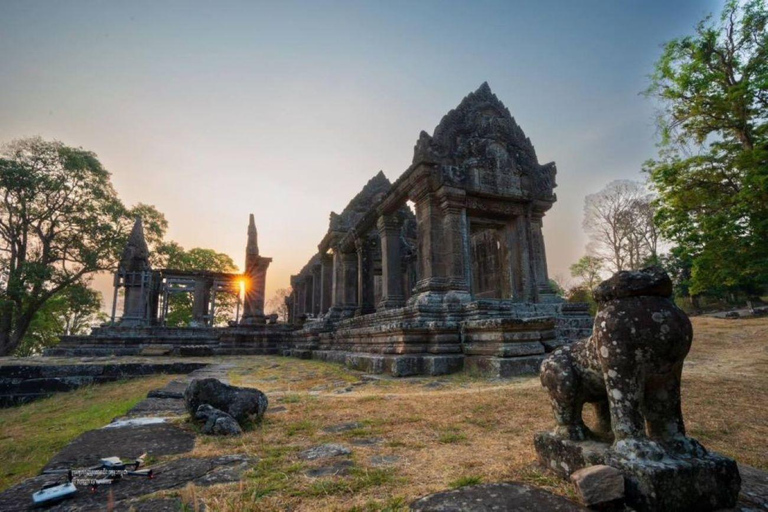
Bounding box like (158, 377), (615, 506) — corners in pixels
(0, 0), (723, 308)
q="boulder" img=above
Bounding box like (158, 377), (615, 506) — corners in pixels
(195, 404), (242, 436)
(184, 378), (267, 424)
(570, 465), (624, 509)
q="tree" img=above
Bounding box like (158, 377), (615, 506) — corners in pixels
(16, 282), (106, 356)
(266, 287), (292, 322)
(583, 180), (658, 273)
(569, 255), (604, 291)
(0, 137), (166, 355)
(159, 246), (239, 326)
(645, 0), (768, 296)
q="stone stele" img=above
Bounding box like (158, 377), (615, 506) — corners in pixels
(534, 266), (741, 511)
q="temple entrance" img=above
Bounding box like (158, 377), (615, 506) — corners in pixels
(469, 220), (509, 299)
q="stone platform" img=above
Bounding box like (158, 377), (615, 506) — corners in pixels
(47, 300), (592, 378)
(534, 432), (741, 511)
(0, 359), (208, 407)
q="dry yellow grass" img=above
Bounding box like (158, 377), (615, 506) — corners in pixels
(173, 316), (768, 511)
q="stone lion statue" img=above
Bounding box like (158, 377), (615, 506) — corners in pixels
(540, 266), (706, 460)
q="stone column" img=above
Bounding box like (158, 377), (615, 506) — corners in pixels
(191, 277), (210, 326)
(355, 236), (376, 316)
(530, 213), (551, 291)
(320, 253), (333, 314)
(438, 187), (471, 296)
(331, 249), (344, 308)
(311, 264), (322, 316)
(303, 276), (314, 317)
(341, 250), (358, 318)
(410, 183), (471, 303)
(504, 214), (534, 302)
(377, 214), (405, 309)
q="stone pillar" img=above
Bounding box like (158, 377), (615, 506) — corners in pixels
(355, 236), (376, 316)
(438, 187), (471, 295)
(530, 213), (551, 292)
(191, 277), (210, 326)
(377, 214), (405, 309)
(303, 276), (314, 317)
(410, 183), (471, 303)
(320, 253), (333, 314)
(311, 264), (322, 316)
(341, 250), (358, 317)
(504, 214), (534, 302)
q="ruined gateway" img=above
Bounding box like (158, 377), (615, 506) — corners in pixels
(51, 83), (592, 377)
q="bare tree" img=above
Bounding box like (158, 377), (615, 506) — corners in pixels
(266, 287), (292, 322)
(583, 180), (658, 273)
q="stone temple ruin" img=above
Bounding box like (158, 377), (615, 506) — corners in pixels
(52, 83), (592, 377)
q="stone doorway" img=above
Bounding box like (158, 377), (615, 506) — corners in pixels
(469, 220), (509, 299)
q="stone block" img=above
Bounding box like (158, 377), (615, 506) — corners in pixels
(570, 465), (624, 509)
(534, 432), (741, 511)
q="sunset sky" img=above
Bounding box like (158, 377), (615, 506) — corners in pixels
(0, 0), (722, 308)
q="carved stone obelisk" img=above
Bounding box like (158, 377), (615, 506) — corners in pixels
(118, 217), (152, 326)
(240, 214), (272, 325)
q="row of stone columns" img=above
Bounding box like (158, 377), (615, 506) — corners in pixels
(290, 188), (551, 323)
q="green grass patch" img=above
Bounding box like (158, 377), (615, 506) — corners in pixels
(0, 375), (174, 491)
(438, 431), (467, 444)
(448, 475), (482, 489)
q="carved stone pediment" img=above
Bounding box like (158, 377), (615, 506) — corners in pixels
(413, 82), (556, 201)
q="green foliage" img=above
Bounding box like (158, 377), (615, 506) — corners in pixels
(158, 245), (239, 326)
(547, 279), (564, 297)
(569, 255), (604, 291)
(0, 137), (166, 355)
(16, 282), (106, 356)
(645, 0), (768, 296)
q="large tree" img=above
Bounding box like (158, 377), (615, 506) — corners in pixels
(0, 137), (166, 355)
(645, 0), (768, 296)
(16, 281), (106, 356)
(266, 287), (292, 322)
(583, 180), (658, 273)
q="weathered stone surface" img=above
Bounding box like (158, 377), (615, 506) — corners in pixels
(536, 266), (741, 511)
(410, 482), (586, 511)
(322, 422), (362, 433)
(570, 465), (624, 509)
(195, 404), (242, 436)
(184, 378), (267, 424)
(0, 455), (253, 511)
(298, 444), (352, 461)
(45, 423), (195, 471)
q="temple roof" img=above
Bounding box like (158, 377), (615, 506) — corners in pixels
(330, 170), (391, 231)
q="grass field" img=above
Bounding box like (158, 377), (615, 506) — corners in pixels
(185, 316), (768, 511)
(0, 374), (176, 491)
(0, 317), (765, 511)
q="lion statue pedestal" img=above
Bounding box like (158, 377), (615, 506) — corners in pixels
(534, 267), (740, 511)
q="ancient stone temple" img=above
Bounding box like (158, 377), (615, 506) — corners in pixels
(50, 215), (283, 356)
(50, 83), (591, 373)
(287, 83), (592, 377)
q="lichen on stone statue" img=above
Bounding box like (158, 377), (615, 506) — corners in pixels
(534, 266), (741, 511)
